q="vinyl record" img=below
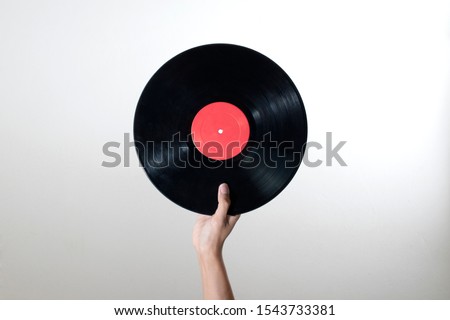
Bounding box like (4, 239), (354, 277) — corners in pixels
(134, 44), (307, 215)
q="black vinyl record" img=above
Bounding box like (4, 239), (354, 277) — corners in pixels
(134, 44), (307, 215)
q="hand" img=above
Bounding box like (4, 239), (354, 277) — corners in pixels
(192, 183), (241, 299)
(193, 183), (240, 258)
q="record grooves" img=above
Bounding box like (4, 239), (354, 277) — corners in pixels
(134, 44), (307, 214)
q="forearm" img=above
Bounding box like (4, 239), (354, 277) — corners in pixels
(198, 252), (234, 300)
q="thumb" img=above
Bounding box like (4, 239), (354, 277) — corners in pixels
(215, 183), (231, 220)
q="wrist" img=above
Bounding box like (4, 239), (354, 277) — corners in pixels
(197, 248), (223, 264)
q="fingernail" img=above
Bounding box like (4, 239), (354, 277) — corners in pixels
(219, 183), (229, 194)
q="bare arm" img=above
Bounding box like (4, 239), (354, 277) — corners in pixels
(192, 183), (240, 299)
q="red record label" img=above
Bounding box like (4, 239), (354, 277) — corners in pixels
(191, 102), (250, 160)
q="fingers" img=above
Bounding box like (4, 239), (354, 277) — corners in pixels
(228, 214), (240, 228)
(215, 183), (231, 220)
(196, 213), (208, 223)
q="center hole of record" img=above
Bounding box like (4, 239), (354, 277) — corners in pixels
(191, 101), (250, 161)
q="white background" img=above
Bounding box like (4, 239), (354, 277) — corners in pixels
(0, 0), (449, 299)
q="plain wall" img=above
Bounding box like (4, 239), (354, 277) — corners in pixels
(0, 0), (449, 299)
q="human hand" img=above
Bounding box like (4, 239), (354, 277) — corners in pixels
(192, 183), (240, 259)
(192, 183), (240, 299)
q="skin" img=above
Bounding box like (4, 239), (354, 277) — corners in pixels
(192, 183), (240, 300)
